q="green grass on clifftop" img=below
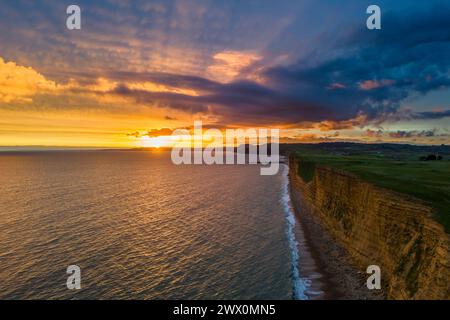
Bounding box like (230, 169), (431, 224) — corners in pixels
(288, 143), (450, 233)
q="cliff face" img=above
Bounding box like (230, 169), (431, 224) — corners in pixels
(289, 156), (450, 299)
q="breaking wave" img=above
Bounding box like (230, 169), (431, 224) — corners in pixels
(280, 162), (310, 300)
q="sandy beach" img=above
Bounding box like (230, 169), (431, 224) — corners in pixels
(288, 161), (385, 300)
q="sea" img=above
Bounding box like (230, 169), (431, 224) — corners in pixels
(0, 151), (320, 299)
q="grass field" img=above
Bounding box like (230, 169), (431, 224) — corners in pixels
(287, 143), (450, 233)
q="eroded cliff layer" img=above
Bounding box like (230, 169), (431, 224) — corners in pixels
(289, 155), (450, 299)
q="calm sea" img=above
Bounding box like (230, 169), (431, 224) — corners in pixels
(0, 151), (312, 299)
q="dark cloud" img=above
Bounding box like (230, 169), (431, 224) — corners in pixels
(127, 131), (141, 138)
(388, 130), (437, 139)
(363, 129), (446, 139)
(262, 4), (450, 125)
(366, 109), (450, 126)
(107, 72), (221, 93)
(127, 128), (177, 138)
(101, 5), (450, 127)
(414, 110), (450, 120)
(111, 84), (208, 114)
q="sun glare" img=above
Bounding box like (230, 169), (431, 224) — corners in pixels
(139, 135), (172, 148)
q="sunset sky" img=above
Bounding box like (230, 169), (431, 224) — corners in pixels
(0, 0), (449, 147)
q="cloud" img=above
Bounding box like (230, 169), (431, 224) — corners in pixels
(367, 108), (450, 125)
(327, 83), (346, 90)
(262, 4), (450, 126)
(363, 128), (448, 141)
(388, 129), (437, 139)
(104, 4), (450, 128)
(290, 132), (341, 143)
(316, 115), (368, 131)
(1, 1), (449, 133)
(359, 80), (395, 90)
(127, 131), (141, 138)
(414, 110), (450, 120)
(0, 57), (57, 103)
(127, 128), (176, 138)
(147, 128), (175, 137)
(110, 83), (208, 113)
(365, 129), (384, 138)
(206, 51), (262, 82)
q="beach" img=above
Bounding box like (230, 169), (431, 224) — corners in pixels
(287, 156), (385, 300)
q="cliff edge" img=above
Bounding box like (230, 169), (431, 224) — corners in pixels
(289, 155), (450, 299)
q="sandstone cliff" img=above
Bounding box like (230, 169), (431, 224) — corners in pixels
(289, 155), (450, 299)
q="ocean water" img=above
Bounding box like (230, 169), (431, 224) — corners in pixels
(0, 151), (309, 300)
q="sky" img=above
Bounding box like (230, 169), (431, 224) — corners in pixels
(0, 0), (449, 147)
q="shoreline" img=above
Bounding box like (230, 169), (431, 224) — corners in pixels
(286, 158), (384, 300)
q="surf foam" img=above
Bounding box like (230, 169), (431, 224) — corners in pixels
(280, 162), (310, 300)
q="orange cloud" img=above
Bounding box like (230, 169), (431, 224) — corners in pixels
(207, 51), (261, 82)
(0, 57), (57, 102)
(359, 79), (395, 90)
(0, 57), (202, 120)
(289, 132), (340, 143)
(327, 82), (346, 90)
(365, 129), (384, 137)
(316, 114), (368, 131)
(127, 128), (176, 138)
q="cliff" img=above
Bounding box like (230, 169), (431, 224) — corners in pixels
(289, 155), (450, 299)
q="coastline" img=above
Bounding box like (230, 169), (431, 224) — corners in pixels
(286, 157), (385, 300)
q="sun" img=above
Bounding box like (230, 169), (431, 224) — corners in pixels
(139, 135), (173, 148)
